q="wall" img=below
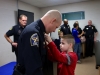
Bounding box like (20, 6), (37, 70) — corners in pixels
(41, 1), (100, 39)
(0, 0), (41, 66)
(18, 1), (41, 21)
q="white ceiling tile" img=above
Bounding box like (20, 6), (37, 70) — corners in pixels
(19, 0), (93, 8)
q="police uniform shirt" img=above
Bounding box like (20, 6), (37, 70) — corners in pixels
(6, 25), (25, 52)
(83, 25), (98, 37)
(77, 27), (82, 35)
(59, 24), (71, 35)
(6, 25), (25, 43)
(18, 19), (47, 75)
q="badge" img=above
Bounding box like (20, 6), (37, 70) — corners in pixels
(58, 29), (60, 32)
(30, 33), (39, 46)
(86, 28), (88, 30)
(18, 30), (21, 34)
(92, 27), (93, 29)
(64, 27), (65, 29)
(9, 27), (13, 30)
(43, 42), (45, 45)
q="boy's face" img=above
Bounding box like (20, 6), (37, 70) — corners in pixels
(59, 33), (63, 38)
(60, 38), (70, 52)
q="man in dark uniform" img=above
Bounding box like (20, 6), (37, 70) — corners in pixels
(58, 19), (71, 35)
(4, 15), (27, 61)
(83, 20), (98, 57)
(15, 10), (61, 75)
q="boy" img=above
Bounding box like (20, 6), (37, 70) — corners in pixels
(45, 34), (77, 75)
(72, 23), (82, 63)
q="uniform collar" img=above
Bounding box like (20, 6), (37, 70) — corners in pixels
(64, 24), (68, 27)
(37, 19), (46, 34)
(19, 25), (25, 28)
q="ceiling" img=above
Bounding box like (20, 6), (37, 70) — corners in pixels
(19, 0), (93, 8)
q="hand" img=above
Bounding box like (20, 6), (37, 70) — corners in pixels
(94, 37), (96, 42)
(11, 42), (18, 47)
(78, 35), (81, 38)
(44, 34), (52, 43)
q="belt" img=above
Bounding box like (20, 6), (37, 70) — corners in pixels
(86, 35), (94, 38)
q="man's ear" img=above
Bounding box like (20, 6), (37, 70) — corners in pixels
(50, 18), (56, 24)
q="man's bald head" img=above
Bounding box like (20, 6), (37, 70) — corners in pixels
(63, 19), (68, 25)
(41, 10), (62, 33)
(42, 10), (61, 23)
(88, 20), (92, 25)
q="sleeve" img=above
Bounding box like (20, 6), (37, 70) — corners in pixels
(69, 26), (72, 34)
(30, 33), (39, 47)
(83, 26), (86, 32)
(72, 30), (78, 37)
(47, 48), (56, 62)
(79, 27), (82, 33)
(47, 42), (70, 64)
(24, 32), (43, 74)
(6, 26), (15, 37)
(93, 26), (98, 33)
(59, 26), (63, 32)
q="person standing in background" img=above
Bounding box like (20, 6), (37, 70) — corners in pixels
(59, 19), (71, 35)
(83, 20), (98, 57)
(4, 15), (27, 61)
(72, 23), (82, 63)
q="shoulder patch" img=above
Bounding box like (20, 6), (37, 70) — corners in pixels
(30, 33), (39, 46)
(9, 27), (13, 30)
(58, 29), (60, 32)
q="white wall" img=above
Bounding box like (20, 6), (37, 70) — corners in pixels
(41, 1), (100, 39)
(18, 1), (41, 21)
(0, 1), (41, 66)
(0, 0), (17, 66)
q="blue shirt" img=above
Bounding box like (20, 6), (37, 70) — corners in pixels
(72, 28), (81, 43)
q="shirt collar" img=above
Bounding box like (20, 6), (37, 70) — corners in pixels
(37, 19), (46, 34)
(19, 25), (25, 29)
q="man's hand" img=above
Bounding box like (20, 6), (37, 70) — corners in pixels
(11, 42), (18, 47)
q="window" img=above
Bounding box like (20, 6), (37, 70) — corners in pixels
(62, 11), (85, 20)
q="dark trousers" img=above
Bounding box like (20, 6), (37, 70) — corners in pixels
(12, 46), (18, 62)
(85, 37), (94, 57)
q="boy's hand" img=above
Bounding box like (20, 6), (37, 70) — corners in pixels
(78, 35), (81, 38)
(44, 34), (52, 43)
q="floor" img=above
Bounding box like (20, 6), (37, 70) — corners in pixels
(75, 56), (99, 75)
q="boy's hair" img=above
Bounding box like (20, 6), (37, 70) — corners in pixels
(58, 31), (63, 35)
(73, 23), (78, 28)
(61, 34), (75, 47)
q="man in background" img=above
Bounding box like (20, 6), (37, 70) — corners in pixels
(59, 19), (71, 35)
(83, 20), (98, 57)
(4, 15), (27, 61)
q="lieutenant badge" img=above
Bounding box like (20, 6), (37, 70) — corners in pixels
(30, 33), (39, 46)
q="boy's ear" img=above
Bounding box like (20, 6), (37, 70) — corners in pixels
(70, 43), (73, 47)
